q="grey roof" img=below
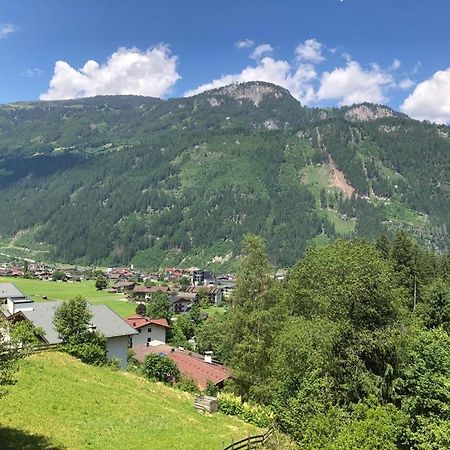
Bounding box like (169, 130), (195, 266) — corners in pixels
(20, 301), (137, 344)
(0, 283), (27, 300)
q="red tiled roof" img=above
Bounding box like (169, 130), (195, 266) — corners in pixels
(132, 344), (231, 389)
(126, 315), (170, 329)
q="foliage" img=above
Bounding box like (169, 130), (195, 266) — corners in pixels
(53, 295), (93, 343)
(53, 295), (107, 365)
(146, 292), (172, 321)
(175, 377), (200, 395)
(95, 275), (108, 290)
(51, 271), (66, 281)
(135, 303), (146, 316)
(143, 353), (180, 384)
(217, 392), (275, 428)
(204, 380), (218, 396)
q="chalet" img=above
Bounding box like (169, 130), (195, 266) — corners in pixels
(132, 344), (231, 390)
(185, 285), (223, 305)
(126, 315), (170, 346)
(132, 285), (172, 301)
(112, 281), (136, 293)
(170, 292), (197, 313)
(1, 283), (137, 368)
(218, 282), (234, 299)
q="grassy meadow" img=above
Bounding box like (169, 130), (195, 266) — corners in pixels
(0, 352), (258, 450)
(0, 276), (136, 317)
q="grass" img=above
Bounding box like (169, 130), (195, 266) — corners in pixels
(323, 209), (356, 235)
(0, 276), (136, 318)
(0, 352), (258, 450)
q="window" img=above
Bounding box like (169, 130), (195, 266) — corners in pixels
(138, 329), (142, 333)
(147, 337), (151, 343)
(148, 327), (152, 333)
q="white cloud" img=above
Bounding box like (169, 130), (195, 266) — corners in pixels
(400, 68), (450, 124)
(0, 23), (18, 39)
(22, 68), (44, 78)
(295, 38), (325, 63)
(235, 38), (254, 49)
(40, 45), (180, 100)
(250, 44), (273, 60)
(389, 59), (401, 71)
(317, 60), (394, 105)
(399, 78), (415, 90)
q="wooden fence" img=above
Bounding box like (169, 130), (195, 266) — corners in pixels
(223, 427), (273, 450)
(33, 343), (60, 353)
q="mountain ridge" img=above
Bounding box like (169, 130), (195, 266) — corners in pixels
(0, 81), (448, 269)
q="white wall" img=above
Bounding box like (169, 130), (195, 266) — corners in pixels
(106, 335), (130, 369)
(131, 325), (166, 347)
(7, 299), (34, 314)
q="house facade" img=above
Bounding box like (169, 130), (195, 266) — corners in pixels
(1, 283), (137, 369)
(126, 315), (170, 346)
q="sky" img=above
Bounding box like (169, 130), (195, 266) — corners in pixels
(1, 0), (450, 123)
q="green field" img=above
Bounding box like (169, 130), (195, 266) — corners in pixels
(0, 352), (258, 450)
(0, 276), (136, 317)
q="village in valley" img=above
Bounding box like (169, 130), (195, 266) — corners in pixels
(0, 261), (246, 390)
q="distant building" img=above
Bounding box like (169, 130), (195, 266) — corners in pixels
(192, 270), (215, 286)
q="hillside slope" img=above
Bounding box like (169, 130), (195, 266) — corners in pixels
(0, 352), (258, 450)
(0, 81), (448, 269)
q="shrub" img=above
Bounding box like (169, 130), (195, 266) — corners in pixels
(217, 392), (275, 427)
(176, 377), (200, 394)
(204, 380), (219, 396)
(143, 353), (180, 383)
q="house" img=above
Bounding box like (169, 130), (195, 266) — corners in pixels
(192, 270), (215, 286)
(218, 282), (234, 299)
(1, 283), (137, 369)
(185, 285), (223, 305)
(132, 344), (231, 390)
(170, 292), (197, 313)
(132, 285), (172, 301)
(125, 315), (170, 346)
(112, 281), (136, 293)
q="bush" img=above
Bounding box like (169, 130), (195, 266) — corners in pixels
(143, 353), (180, 383)
(176, 377), (200, 394)
(204, 380), (218, 396)
(217, 392), (275, 427)
(63, 340), (107, 366)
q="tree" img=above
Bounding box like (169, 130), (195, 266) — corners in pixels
(53, 296), (93, 343)
(226, 235), (277, 402)
(53, 296), (107, 365)
(95, 276), (108, 291)
(52, 270), (66, 281)
(197, 288), (210, 308)
(417, 278), (450, 331)
(143, 354), (180, 383)
(135, 303), (146, 316)
(178, 276), (191, 290)
(146, 292), (171, 321)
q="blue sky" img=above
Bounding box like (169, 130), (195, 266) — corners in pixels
(1, 0), (450, 122)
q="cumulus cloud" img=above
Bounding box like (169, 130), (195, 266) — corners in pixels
(400, 68), (450, 124)
(0, 23), (17, 38)
(295, 38), (325, 63)
(250, 44), (274, 60)
(316, 60), (394, 105)
(40, 45), (180, 100)
(235, 38), (254, 48)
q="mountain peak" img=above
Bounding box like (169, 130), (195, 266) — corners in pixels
(343, 103), (399, 122)
(200, 81), (292, 107)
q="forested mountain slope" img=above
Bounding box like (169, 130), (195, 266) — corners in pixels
(0, 81), (448, 269)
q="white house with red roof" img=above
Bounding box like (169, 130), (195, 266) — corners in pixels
(126, 315), (170, 347)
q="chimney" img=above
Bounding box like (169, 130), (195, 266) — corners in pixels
(204, 351), (213, 364)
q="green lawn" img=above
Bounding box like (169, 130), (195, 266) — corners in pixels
(0, 276), (136, 317)
(0, 352), (258, 450)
